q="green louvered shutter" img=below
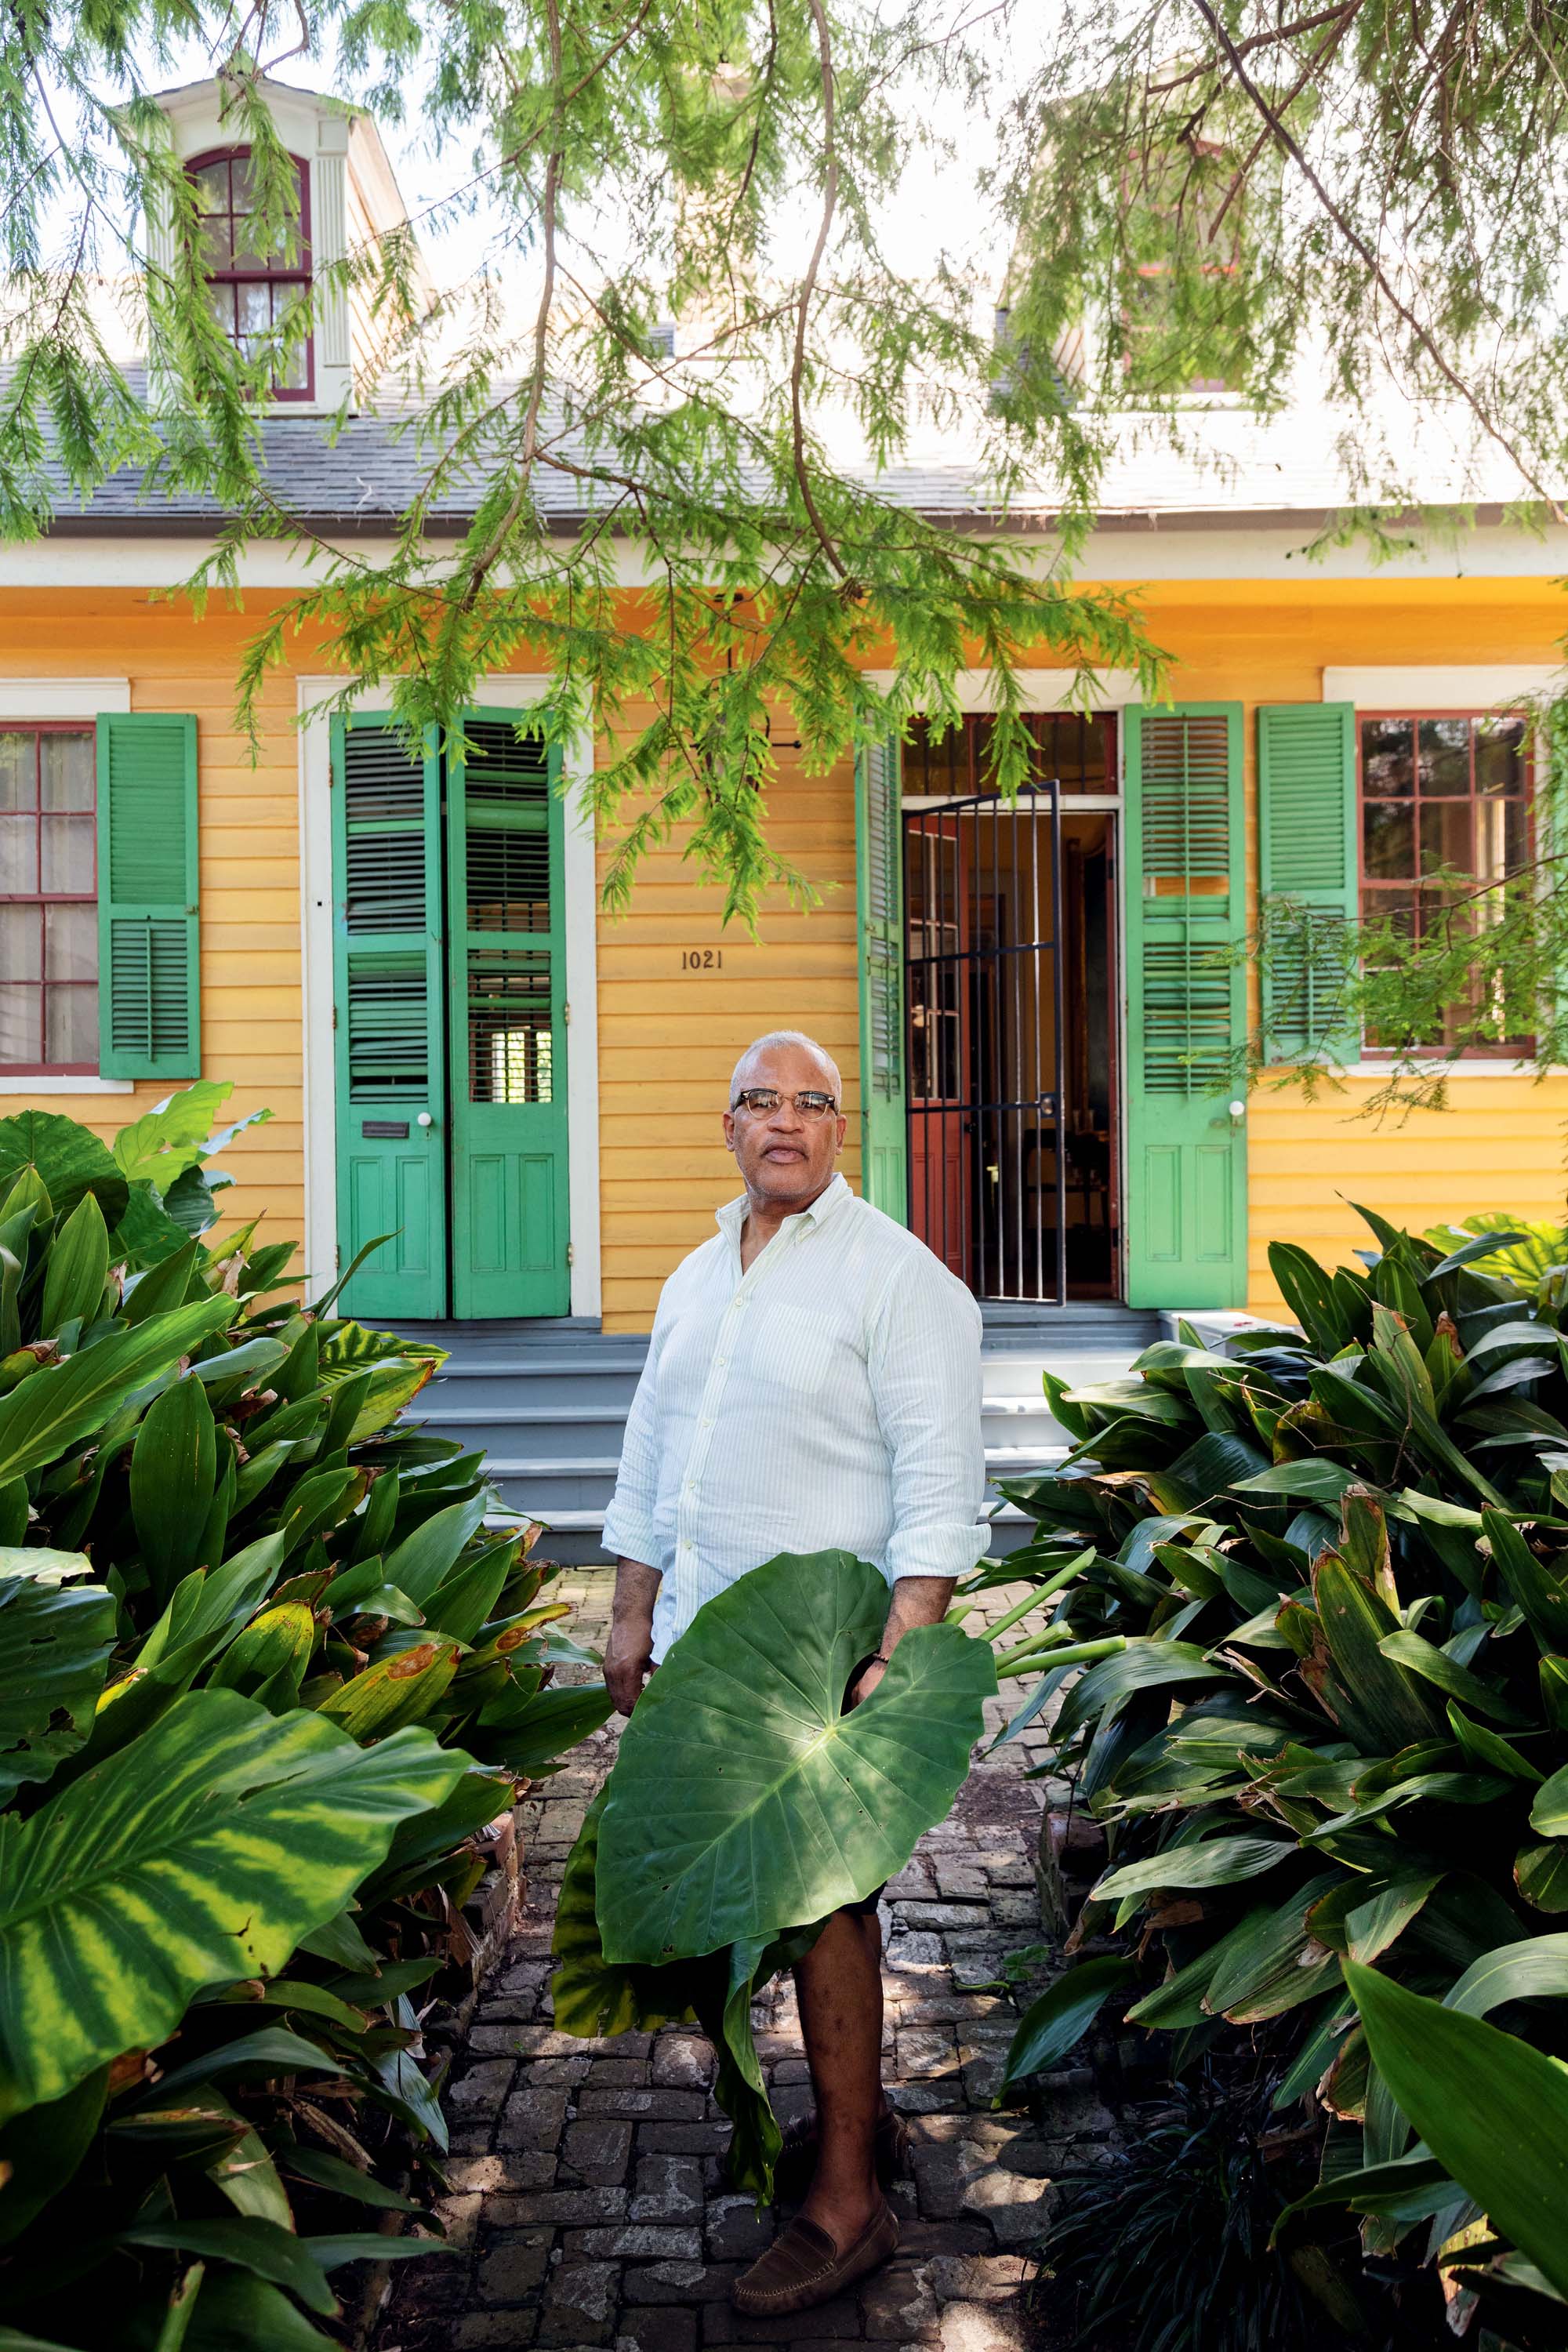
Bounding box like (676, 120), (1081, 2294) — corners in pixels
(331, 716), (448, 1320)
(1258, 702), (1358, 1061)
(855, 739), (907, 1222)
(1124, 705), (1247, 1309)
(96, 713), (200, 1079)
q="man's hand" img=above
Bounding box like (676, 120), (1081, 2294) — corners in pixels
(845, 1657), (885, 1709)
(606, 1557), (662, 1716)
(848, 1574), (958, 1709)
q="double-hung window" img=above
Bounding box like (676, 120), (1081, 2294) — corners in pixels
(190, 145), (314, 400)
(1358, 710), (1534, 1054)
(0, 726), (98, 1075)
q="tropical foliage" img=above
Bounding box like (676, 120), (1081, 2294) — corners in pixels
(0, 1091), (612, 2350)
(987, 1210), (1568, 2346)
(554, 1548), (996, 2198)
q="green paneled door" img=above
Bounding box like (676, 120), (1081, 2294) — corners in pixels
(332, 717), (448, 1320)
(330, 714), (571, 1320)
(445, 716), (570, 1319)
(855, 739), (908, 1221)
(1123, 705), (1248, 1309)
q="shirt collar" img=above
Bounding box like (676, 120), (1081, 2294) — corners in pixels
(715, 1170), (852, 1245)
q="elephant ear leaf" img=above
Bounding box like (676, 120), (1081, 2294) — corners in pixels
(0, 1690), (464, 2125)
(0, 1568), (117, 1798)
(0, 1110), (128, 1227)
(595, 1550), (996, 1966)
(1345, 1960), (1568, 2299)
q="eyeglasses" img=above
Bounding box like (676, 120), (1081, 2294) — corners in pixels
(731, 1087), (839, 1120)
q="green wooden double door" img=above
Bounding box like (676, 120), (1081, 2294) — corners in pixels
(331, 712), (570, 1323)
(855, 702), (1359, 1311)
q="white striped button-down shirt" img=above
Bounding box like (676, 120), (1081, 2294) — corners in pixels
(601, 1172), (989, 1661)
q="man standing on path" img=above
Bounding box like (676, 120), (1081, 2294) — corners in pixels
(598, 1028), (987, 2321)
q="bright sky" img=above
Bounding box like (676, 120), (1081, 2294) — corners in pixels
(88, 2), (1029, 307)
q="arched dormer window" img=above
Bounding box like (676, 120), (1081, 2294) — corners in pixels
(188, 145), (314, 401)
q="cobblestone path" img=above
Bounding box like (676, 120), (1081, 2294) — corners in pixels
(381, 1568), (1115, 2352)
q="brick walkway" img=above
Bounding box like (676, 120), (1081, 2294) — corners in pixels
(380, 1569), (1114, 2352)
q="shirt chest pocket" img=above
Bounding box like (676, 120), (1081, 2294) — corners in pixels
(753, 1302), (859, 1404)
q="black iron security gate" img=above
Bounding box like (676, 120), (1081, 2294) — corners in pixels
(903, 787), (1067, 1303)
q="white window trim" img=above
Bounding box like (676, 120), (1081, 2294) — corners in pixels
(297, 680), (601, 1317)
(0, 680), (128, 719)
(0, 686), (125, 1086)
(0, 1076), (133, 1096)
(1322, 665), (1563, 707)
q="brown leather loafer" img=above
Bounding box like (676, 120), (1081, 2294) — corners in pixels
(731, 2199), (901, 2316)
(772, 2106), (911, 2201)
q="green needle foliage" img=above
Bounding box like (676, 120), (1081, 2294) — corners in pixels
(985, 1210), (1568, 2345)
(0, 1087), (612, 2350)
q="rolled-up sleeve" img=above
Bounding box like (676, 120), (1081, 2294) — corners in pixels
(600, 1303), (670, 1571)
(866, 1257), (989, 1584)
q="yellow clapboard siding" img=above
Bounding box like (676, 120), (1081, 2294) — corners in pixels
(8, 577), (1568, 1328)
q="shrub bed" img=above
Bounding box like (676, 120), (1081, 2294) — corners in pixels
(0, 1094), (610, 2350)
(989, 1210), (1568, 2349)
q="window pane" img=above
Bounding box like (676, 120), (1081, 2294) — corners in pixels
(1361, 885), (1417, 936)
(0, 815), (38, 894)
(229, 153), (253, 209)
(39, 732), (93, 812)
(1475, 797), (1530, 881)
(200, 209), (234, 268)
(191, 160), (230, 212)
(45, 985), (96, 1068)
(208, 281), (238, 340)
(0, 906), (40, 979)
(1363, 802), (1414, 878)
(1476, 716), (1526, 794)
(237, 281), (271, 339)
(1420, 800), (1472, 876)
(1417, 717), (1471, 795)
(1362, 718), (1414, 796)
(0, 735), (33, 813)
(0, 984), (42, 1066)
(42, 815), (93, 893)
(45, 903), (96, 981)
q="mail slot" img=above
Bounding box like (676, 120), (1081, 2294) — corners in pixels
(361, 1120), (410, 1139)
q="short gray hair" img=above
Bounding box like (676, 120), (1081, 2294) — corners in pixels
(730, 1030), (844, 1105)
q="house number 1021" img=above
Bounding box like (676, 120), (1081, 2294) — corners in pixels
(681, 949), (723, 970)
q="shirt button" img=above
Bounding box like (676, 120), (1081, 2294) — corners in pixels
(716, 1356), (728, 1370)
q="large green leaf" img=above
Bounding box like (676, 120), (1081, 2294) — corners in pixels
(0, 1568), (116, 1796)
(0, 1690), (464, 2122)
(1345, 1960), (1568, 2298)
(554, 1787), (811, 2198)
(0, 1111), (128, 1225)
(1443, 1933), (1568, 2017)
(596, 1551), (995, 1965)
(112, 1083), (236, 1185)
(132, 1374), (218, 1605)
(997, 1957), (1134, 2099)
(1094, 1833), (1297, 1905)
(0, 1297), (235, 1489)
(38, 1192), (109, 1340)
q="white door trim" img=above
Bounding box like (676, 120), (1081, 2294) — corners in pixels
(296, 680), (601, 1318)
(862, 666), (1142, 712)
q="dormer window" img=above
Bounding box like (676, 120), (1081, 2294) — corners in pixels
(189, 146), (314, 400)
